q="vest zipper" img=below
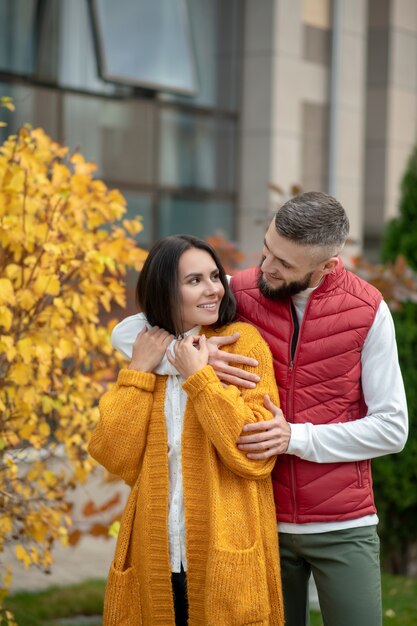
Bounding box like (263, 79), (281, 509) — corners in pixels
(287, 296), (314, 522)
(287, 302), (299, 521)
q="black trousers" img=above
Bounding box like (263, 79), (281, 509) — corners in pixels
(171, 566), (188, 626)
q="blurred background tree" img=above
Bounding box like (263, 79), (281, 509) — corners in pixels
(382, 144), (417, 270)
(0, 97), (146, 616)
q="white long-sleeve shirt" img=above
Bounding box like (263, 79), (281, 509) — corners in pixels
(111, 293), (408, 535)
(278, 289), (408, 534)
(127, 313), (200, 571)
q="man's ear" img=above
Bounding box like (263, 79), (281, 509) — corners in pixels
(322, 257), (339, 275)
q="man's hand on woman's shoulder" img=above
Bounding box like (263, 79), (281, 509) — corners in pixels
(207, 333), (260, 389)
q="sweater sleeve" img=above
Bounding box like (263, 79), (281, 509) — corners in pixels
(182, 337), (279, 479)
(88, 369), (156, 486)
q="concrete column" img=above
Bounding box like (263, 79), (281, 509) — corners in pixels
(328, 0), (368, 249)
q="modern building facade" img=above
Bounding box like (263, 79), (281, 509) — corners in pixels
(1, 0), (416, 263)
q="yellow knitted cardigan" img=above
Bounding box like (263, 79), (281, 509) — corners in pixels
(88, 321), (284, 626)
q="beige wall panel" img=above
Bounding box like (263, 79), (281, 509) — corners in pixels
(335, 108), (365, 182)
(388, 89), (417, 143)
(334, 182), (363, 246)
(338, 33), (366, 109)
(299, 62), (328, 102)
(240, 133), (272, 209)
(239, 210), (269, 266)
(242, 54), (274, 132)
(391, 0), (417, 33)
(390, 30), (417, 90)
(341, 0), (368, 35)
(275, 0), (303, 55)
(270, 133), (302, 189)
(271, 57), (302, 133)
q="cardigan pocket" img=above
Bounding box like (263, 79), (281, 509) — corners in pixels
(205, 540), (270, 625)
(103, 562), (142, 626)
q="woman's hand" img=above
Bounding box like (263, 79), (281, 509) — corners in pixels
(128, 326), (174, 372)
(166, 335), (209, 379)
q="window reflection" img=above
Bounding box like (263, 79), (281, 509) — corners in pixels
(159, 108), (236, 192)
(0, 0), (37, 75)
(157, 196), (234, 240)
(91, 0), (196, 94)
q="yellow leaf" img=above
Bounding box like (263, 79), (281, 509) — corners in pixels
(42, 395), (55, 414)
(122, 218), (143, 236)
(0, 278), (15, 305)
(8, 362), (32, 385)
(56, 338), (73, 359)
(0, 514), (13, 534)
(33, 274), (60, 296)
(39, 422), (51, 437)
(19, 423), (35, 439)
(5, 264), (21, 280)
(1, 97), (15, 111)
(17, 289), (37, 310)
(28, 520), (47, 543)
(52, 163), (71, 188)
(30, 547), (39, 564)
(0, 306), (13, 331)
(17, 337), (33, 364)
(108, 520), (120, 538)
(45, 275), (60, 296)
(15, 545), (31, 568)
(43, 470), (57, 486)
(0, 335), (16, 361)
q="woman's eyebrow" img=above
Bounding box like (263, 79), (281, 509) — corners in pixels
(183, 272), (202, 279)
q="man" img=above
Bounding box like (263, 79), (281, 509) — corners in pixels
(111, 192), (408, 626)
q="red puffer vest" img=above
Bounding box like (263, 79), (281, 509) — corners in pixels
(231, 261), (383, 523)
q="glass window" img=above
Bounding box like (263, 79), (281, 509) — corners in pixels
(161, 0), (242, 111)
(0, 82), (60, 140)
(157, 196), (234, 240)
(159, 108), (236, 192)
(62, 94), (155, 185)
(91, 0), (196, 94)
(122, 192), (153, 248)
(0, 0), (37, 75)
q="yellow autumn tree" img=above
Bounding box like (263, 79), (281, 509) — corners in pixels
(0, 99), (146, 612)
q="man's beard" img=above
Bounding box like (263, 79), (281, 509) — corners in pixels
(257, 264), (313, 301)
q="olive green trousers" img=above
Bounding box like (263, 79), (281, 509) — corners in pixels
(279, 525), (382, 626)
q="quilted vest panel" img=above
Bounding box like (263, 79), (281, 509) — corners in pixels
(231, 261), (383, 523)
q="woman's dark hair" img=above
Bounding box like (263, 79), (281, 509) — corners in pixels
(136, 235), (236, 336)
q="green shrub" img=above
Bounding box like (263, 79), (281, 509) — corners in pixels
(382, 144), (417, 270)
(373, 301), (417, 572)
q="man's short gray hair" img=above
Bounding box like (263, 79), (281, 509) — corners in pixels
(274, 191), (350, 255)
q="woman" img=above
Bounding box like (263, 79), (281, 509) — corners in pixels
(88, 235), (284, 626)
